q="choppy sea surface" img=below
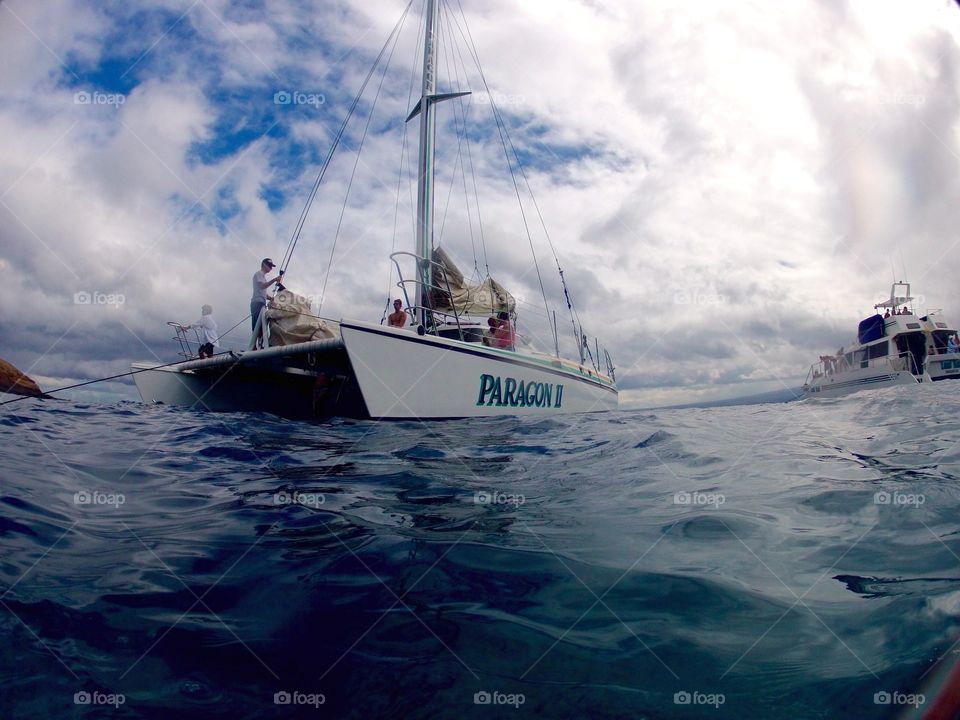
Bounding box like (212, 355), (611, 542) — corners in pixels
(2, 383), (960, 719)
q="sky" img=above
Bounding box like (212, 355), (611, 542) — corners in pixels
(2, 0), (960, 408)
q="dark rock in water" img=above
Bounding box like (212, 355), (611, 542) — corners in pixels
(0, 358), (44, 398)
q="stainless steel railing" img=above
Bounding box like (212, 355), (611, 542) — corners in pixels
(389, 251), (469, 341)
(167, 322), (204, 360)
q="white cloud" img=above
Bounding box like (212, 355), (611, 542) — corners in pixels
(3, 0), (960, 408)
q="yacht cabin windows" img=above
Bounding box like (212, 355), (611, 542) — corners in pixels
(867, 343), (889, 360)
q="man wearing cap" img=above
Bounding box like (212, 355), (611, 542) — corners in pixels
(251, 258), (283, 339)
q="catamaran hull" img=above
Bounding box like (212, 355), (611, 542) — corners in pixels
(339, 321), (618, 418)
(133, 321), (618, 419)
(803, 369), (919, 399)
(132, 341), (367, 419)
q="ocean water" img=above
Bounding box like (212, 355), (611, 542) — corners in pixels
(2, 383), (960, 719)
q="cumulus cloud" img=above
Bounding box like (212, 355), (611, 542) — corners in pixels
(2, 0), (960, 408)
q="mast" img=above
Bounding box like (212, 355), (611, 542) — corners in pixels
(415, 0), (440, 329)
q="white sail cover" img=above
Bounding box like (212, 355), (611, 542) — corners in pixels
(430, 247), (515, 316)
(265, 289), (336, 346)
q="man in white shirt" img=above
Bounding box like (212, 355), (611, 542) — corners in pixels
(251, 258), (283, 334)
(186, 304), (219, 358)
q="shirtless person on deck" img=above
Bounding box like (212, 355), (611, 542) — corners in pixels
(387, 299), (407, 328)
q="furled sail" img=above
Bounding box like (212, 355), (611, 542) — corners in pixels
(429, 247), (515, 316)
(266, 290), (336, 346)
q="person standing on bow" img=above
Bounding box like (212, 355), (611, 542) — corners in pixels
(251, 258), (283, 332)
(185, 304), (219, 359)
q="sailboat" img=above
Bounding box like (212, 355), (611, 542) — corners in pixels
(132, 0), (618, 419)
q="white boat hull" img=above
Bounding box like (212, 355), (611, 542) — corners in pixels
(132, 320), (618, 419)
(339, 320), (618, 418)
(803, 368), (919, 398)
(132, 338), (366, 418)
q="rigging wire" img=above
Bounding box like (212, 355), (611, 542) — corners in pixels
(383, 127), (411, 324)
(450, 0), (597, 367)
(439, 2), (482, 283)
(277, 0), (414, 277)
(447, 1), (553, 348)
(448, 29), (491, 281)
(434, 5), (458, 247)
(383, 0), (428, 323)
(0, 356), (222, 407)
(405, 2), (427, 246)
(318, 4), (410, 311)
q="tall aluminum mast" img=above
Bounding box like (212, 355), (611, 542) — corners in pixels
(407, 0), (469, 330)
(414, 0), (439, 329)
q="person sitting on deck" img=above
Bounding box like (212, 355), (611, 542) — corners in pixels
(482, 317), (498, 346)
(492, 311), (516, 350)
(884, 309), (891, 318)
(900, 306), (910, 315)
(185, 304), (219, 359)
(387, 299), (407, 328)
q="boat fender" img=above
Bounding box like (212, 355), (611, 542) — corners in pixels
(417, 325), (426, 336)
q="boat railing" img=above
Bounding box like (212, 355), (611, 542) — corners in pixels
(168, 322), (204, 361)
(806, 350), (917, 385)
(387, 251), (616, 379)
(389, 251), (469, 341)
(248, 305), (276, 351)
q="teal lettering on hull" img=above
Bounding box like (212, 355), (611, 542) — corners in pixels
(476, 373), (565, 408)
